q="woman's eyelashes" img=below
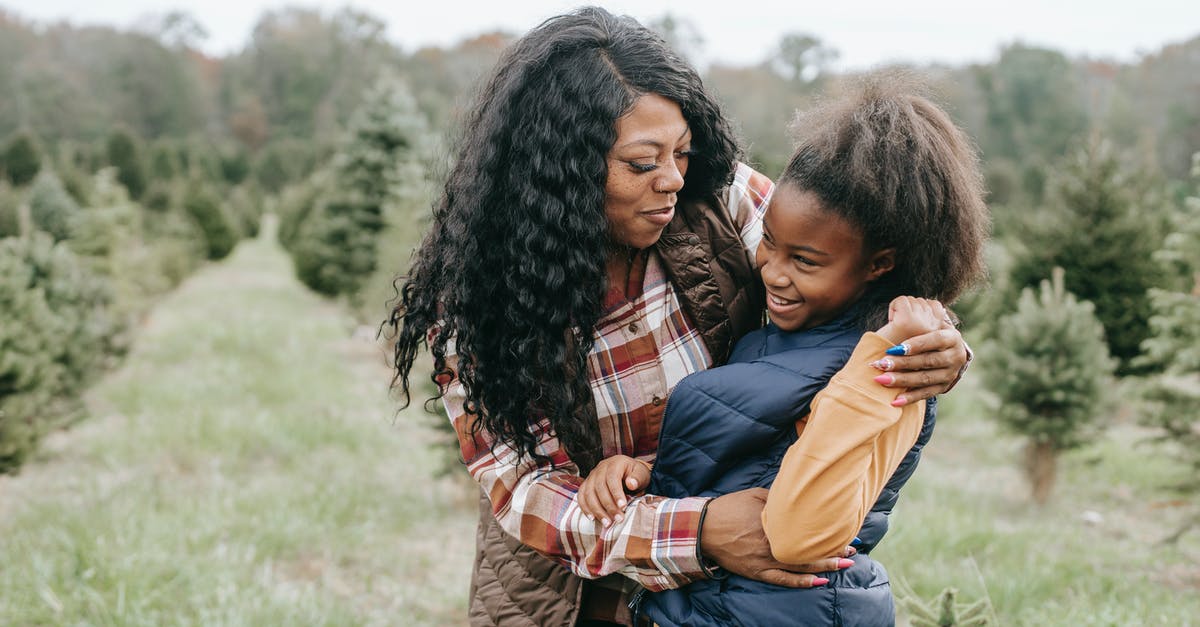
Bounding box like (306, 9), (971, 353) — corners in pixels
(624, 149), (694, 173)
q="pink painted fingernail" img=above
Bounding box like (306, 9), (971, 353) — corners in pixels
(873, 374), (894, 385)
(837, 558), (855, 569)
(601, 518), (610, 527)
(618, 498), (627, 508)
(891, 396), (908, 407)
(812, 577), (830, 586)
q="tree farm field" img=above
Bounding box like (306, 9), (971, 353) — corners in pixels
(1, 231), (1197, 626)
(0, 230), (475, 625)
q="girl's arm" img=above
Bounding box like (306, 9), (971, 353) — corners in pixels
(760, 331), (926, 564)
(760, 298), (946, 564)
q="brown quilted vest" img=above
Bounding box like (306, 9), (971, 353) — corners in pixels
(467, 193), (765, 626)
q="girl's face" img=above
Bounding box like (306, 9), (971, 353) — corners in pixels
(756, 184), (895, 332)
(604, 93), (692, 250)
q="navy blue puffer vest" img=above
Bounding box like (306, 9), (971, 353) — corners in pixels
(640, 309), (937, 627)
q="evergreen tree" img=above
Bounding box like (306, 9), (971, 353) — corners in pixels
(1, 234), (123, 473)
(106, 127), (147, 200)
(332, 74), (427, 236)
(292, 75), (428, 298)
(983, 268), (1116, 504)
(182, 177), (237, 260)
(276, 171), (329, 252)
(148, 142), (180, 181)
(895, 579), (997, 627)
(53, 143), (93, 206)
(227, 183), (263, 239)
(1, 130), (42, 187)
(254, 146), (292, 193)
(28, 169), (80, 241)
(145, 208), (207, 287)
(1136, 154), (1200, 532)
(0, 244), (62, 473)
(142, 180), (179, 213)
(0, 182), (20, 238)
(180, 141), (222, 182)
(293, 206), (374, 297)
(218, 146), (252, 185)
(1008, 140), (1168, 371)
(69, 169), (172, 317)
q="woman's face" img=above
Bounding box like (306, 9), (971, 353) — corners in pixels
(604, 93), (692, 250)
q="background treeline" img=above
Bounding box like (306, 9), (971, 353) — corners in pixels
(1, 6), (1198, 525)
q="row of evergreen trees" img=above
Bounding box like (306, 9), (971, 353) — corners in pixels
(276, 74), (434, 321)
(975, 147), (1199, 509)
(269, 69), (1198, 514)
(0, 126), (263, 474)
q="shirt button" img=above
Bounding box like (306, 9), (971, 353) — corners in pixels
(628, 322), (639, 334)
(651, 395), (663, 407)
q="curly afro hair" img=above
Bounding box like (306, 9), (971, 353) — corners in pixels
(779, 72), (989, 328)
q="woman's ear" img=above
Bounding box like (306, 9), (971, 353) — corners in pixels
(866, 248), (896, 282)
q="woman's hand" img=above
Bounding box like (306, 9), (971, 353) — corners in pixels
(700, 488), (855, 587)
(871, 296), (970, 404)
(577, 455), (651, 527)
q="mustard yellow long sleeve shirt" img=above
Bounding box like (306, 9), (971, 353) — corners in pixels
(761, 331), (927, 565)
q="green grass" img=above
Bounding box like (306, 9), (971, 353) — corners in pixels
(877, 376), (1200, 626)
(3, 226), (1197, 625)
(0, 224), (476, 626)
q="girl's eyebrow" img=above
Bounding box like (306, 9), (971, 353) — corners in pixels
(763, 222), (831, 256)
(794, 244), (831, 256)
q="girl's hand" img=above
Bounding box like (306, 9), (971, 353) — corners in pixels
(577, 455), (652, 527)
(877, 296), (946, 343)
(872, 297), (970, 404)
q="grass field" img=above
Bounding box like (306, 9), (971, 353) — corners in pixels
(1, 228), (1197, 625)
(876, 381), (1200, 626)
(0, 227), (476, 626)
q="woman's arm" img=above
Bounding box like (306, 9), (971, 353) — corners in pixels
(439, 349), (711, 592)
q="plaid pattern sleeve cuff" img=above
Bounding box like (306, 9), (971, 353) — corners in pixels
(645, 496), (712, 591)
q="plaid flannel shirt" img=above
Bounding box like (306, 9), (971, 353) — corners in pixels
(439, 163), (772, 610)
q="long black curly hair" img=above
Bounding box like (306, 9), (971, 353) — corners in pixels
(386, 7), (739, 473)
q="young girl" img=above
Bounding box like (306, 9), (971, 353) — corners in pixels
(577, 76), (988, 626)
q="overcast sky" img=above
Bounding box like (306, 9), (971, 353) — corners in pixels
(5, 0), (1199, 69)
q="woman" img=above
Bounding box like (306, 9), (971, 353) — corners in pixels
(387, 7), (970, 626)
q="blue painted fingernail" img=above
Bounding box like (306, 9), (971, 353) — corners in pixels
(886, 343), (909, 356)
(851, 536), (862, 546)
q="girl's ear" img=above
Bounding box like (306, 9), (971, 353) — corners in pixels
(866, 248), (896, 282)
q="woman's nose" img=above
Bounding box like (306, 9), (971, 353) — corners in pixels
(655, 160), (685, 193)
